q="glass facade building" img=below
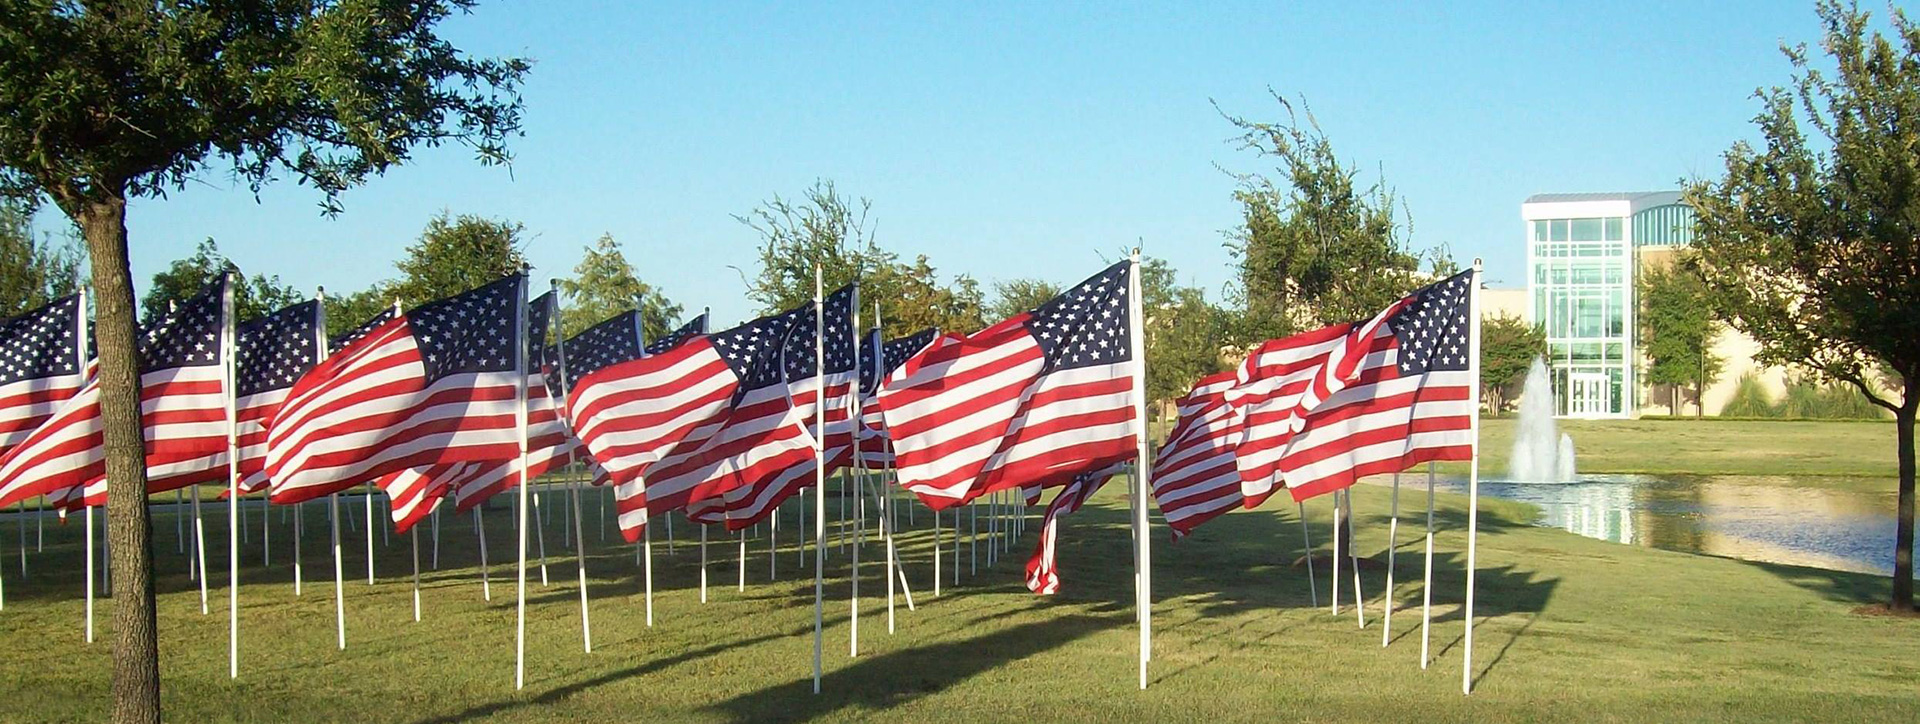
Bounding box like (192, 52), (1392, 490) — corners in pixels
(1523, 191), (1693, 418)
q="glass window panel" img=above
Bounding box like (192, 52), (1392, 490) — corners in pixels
(1534, 220), (1548, 241)
(1607, 290), (1625, 336)
(1550, 219), (1568, 241)
(1551, 266), (1567, 284)
(1604, 342), (1624, 363)
(1535, 265), (1548, 284)
(1571, 218), (1603, 241)
(1572, 263), (1604, 285)
(1605, 217), (1623, 241)
(1605, 265), (1623, 284)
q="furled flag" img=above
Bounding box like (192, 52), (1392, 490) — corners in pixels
(1231, 269), (1477, 503)
(714, 284), (856, 530)
(0, 294), (86, 456)
(568, 301), (812, 524)
(231, 300), (321, 495)
(1025, 462), (1126, 595)
(879, 261), (1137, 509)
(0, 276), (233, 508)
(266, 275), (527, 504)
(854, 327), (941, 468)
(442, 290), (574, 511)
(1149, 371), (1244, 539)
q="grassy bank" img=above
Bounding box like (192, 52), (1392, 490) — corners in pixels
(1452, 417), (1910, 489)
(0, 481), (1913, 722)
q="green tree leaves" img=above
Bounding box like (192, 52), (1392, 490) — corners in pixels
(1639, 259), (1724, 416)
(140, 239), (302, 326)
(557, 234), (682, 341)
(0, 200), (83, 317)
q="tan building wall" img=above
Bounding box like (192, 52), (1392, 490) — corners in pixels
(1480, 287), (1528, 321)
(1633, 247), (1788, 416)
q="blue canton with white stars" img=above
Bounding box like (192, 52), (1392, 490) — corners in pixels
(558, 310), (642, 392)
(707, 305), (805, 399)
(782, 284), (857, 383)
(528, 291), (554, 373)
(859, 327), (937, 395)
(1387, 269), (1474, 374)
(1025, 261), (1132, 373)
(645, 314), (705, 356)
(328, 309), (395, 353)
(0, 295), (81, 386)
(141, 278), (226, 370)
(405, 275), (522, 383)
(236, 300), (319, 397)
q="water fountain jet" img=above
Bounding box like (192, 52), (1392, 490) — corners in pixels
(1509, 357), (1577, 483)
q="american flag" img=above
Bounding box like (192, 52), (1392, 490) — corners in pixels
(1149, 371), (1244, 539)
(878, 261), (1138, 509)
(0, 276), (233, 508)
(855, 327), (941, 468)
(442, 290), (573, 511)
(568, 302), (813, 540)
(713, 284), (856, 530)
(647, 314), (705, 355)
(231, 299), (320, 495)
(0, 295), (86, 456)
(1025, 462), (1125, 595)
(266, 275), (527, 505)
(552, 309), (651, 537)
(1230, 269), (1477, 503)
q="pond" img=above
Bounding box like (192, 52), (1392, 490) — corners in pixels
(1425, 474), (1918, 579)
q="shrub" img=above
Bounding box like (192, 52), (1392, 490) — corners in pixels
(1718, 373), (1777, 417)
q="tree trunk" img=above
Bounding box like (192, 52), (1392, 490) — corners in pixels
(1893, 402), (1915, 612)
(78, 195), (162, 724)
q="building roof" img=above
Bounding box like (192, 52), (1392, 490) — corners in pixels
(1524, 191), (1683, 206)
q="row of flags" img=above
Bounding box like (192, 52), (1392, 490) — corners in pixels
(0, 261), (1478, 590)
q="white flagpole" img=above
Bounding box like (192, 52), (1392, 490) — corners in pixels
(871, 301), (898, 633)
(666, 508), (674, 555)
(431, 504), (440, 570)
(1383, 472), (1401, 647)
(262, 490), (270, 568)
(969, 499), (977, 576)
(411, 525), (421, 622)
(932, 507), (941, 598)
(699, 524), (709, 603)
(193, 485), (208, 615)
(737, 527), (745, 591)
(1348, 489), (1365, 628)
(1420, 461), (1435, 668)
(1300, 502), (1317, 607)
(1127, 249), (1153, 690)
(315, 289), (345, 647)
(1331, 493), (1342, 616)
(475, 508), (491, 601)
(330, 492), (344, 648)
(365, 485), (375, 585)
(642, 519), (653, 629)
(221, 273), (239, 679)
(850, 292), (867, 653)
(952, 506), (959, 587)
(770, 492), (779, 580)
(810, 265), (826, 694)
(513, 274), (533, 690)
(294, 500), (303, 595)
(533, 483), (549, 586)
(810, 263), (825, 687)
(556, 281), (595, 646)
(77, 288), (93, 642)
(1463, 260), (1485, 695)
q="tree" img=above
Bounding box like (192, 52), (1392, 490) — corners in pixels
(389, 212), (527, 307)
(140, 239), (302, 326)
(557, 233), (682, 340)
(0, 199), (83, 316)
(1219, 93), (1428, 345)
(321, 286), (394, 341)
(1685, 0), (1920, 612)
(1480, 313), (1547, 413)
(0, 4), (527, 718)
(738, 180), (984, 333)
(987, 278), (1063, 321)
(1640, 260), (1724, 417)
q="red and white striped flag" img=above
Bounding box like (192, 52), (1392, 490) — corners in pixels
(1149, 371), (1244, 538)
(1231, 269), (1477, 503)
(443, 290), (573, 511)
(879, 261), (1137, 509)
(569, 302), (813, 537)
(0, 277), (233, 509)
(560, 311), (699, 540)
(266, 275), (528, 505)
(712, 284), (857, 531)
(1025, 462), (1124, 595)
(231, 299), (322, 495)
(0, 294), (87, 460)
(853, 327), (941, 469)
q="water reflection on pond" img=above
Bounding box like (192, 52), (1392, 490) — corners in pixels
(1424, 474), (1917, 578)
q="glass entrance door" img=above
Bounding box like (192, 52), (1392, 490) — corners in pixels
(1570, 372), (1611, 417)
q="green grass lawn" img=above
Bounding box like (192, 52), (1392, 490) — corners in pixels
(0, 479), (1914, 722)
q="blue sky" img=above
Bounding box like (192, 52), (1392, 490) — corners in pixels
(61, 0), (1834, 326)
